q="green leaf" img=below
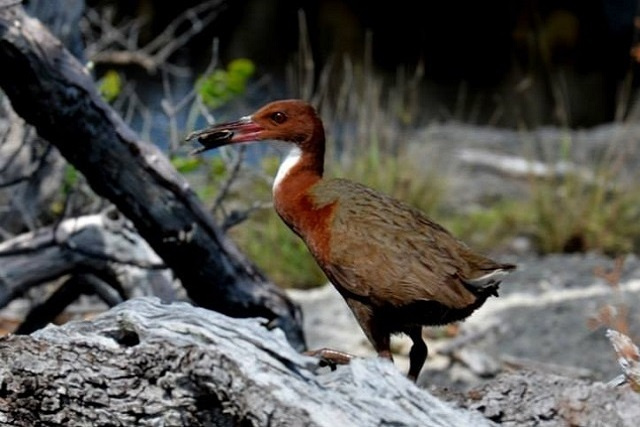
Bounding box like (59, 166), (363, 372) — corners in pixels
(197, 58), (255, 109)
(228, 58), (255, 78)
(171, 156), (201, 174)
(98, 70), (122, 103)
(63, 164), (78, 191)
(209, 156), (227, 177)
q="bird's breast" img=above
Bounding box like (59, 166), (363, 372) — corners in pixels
(273, 183), (337, 264)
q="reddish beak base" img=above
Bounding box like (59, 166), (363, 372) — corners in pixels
(186, 117), (264, 154)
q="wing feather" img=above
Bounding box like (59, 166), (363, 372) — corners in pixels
(311, 179), (508, 309)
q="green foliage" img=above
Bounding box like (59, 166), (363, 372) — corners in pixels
(170, 154), (231, 201)
(226, 154), (326, 288)
(97, 70), (122, 103)
(524, 174), (640, 254)
(62, 164), (79, 194)
(50, 164), (80, 215)
(334, 145), (444, 217)
(209, 156), (228, 177)
(197, 59), (255, 109)
(444, 172), (640, 256)
(260, 155), (281, 177)
(445, 200), (526, 252)
(230, 207), (327, 288)
(170, 155), (201, 174)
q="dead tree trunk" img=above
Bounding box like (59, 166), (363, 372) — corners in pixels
(0, 297), (494, 426)
(0, 4), (305, 349)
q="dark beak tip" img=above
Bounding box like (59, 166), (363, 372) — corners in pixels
(186, 129), (235, 155)
(185, 128), (234, 142)
(212, 130), (235, 141)
(185, 131), (199, 142)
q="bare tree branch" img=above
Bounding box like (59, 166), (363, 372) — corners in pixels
(211, 144), (246, 212)
(0, 142), (53, 188)
(14, 273), (124, 335)
(221, 201), (271, 231)
(0, 1), (22, 10)
(162, 38), (220, 153)
(84, 0), (227, 74)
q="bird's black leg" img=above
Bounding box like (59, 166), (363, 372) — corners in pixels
(407, 326), (428, 382)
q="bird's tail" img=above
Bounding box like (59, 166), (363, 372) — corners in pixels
(462, 267), (514, 297)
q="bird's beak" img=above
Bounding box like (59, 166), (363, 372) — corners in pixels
(186, 116), (264, 155)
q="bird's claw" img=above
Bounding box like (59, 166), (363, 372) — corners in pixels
(304, 348), (355, 371)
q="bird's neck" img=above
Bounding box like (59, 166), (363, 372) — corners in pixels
(272, 144), (332, 242)
(272, 143), (324, 196)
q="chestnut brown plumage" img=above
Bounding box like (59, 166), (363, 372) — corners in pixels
(187, 100), (515, 381)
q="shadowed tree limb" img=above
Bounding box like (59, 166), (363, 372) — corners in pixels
(14, 272), (124, 335)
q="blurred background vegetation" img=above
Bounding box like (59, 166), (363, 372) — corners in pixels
(81, 0), (640, 287)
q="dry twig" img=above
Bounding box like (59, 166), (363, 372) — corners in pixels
(83, 0), (226, 74)
(606, 329), (640, 392)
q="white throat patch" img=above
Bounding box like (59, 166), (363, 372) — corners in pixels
(273, 146), (302, 193)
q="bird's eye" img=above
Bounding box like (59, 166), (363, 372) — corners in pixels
(271, 111), (287, 124)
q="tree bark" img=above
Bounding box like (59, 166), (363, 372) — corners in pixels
(0, 4), (305, 349)
(0, 297), (493, 426)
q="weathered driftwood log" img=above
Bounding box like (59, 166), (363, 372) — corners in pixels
(0, 4), (304, 348)
(0, 297), (493, 426)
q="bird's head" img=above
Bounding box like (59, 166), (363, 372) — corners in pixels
(186, 99), (324, 154)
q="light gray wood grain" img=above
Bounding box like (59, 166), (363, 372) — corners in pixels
(0, 297), (494, 426)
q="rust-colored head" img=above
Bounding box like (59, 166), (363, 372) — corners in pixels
(186, 99), (325, 155)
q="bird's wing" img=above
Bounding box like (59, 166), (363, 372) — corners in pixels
(313, 179), (485, 309)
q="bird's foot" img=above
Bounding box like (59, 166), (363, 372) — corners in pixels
(303, 348), (355, 371)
